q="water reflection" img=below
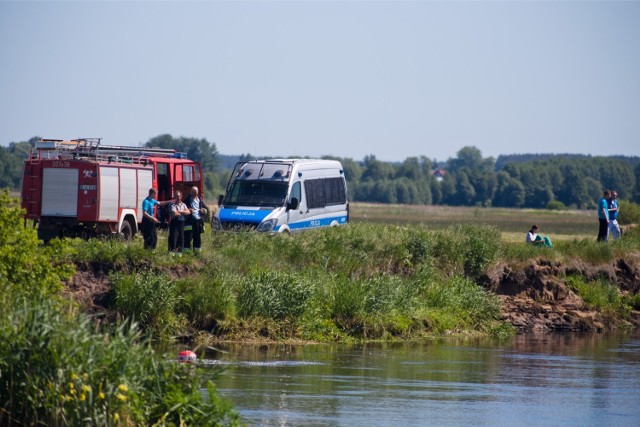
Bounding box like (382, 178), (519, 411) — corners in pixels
(200, 334), (640, 426)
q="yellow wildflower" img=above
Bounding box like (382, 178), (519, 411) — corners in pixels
(82, 373), (89, 381)
(98, 392), (106, 400)
(68, 382), (74, 389)
(114, 413), (120, 422)
(71, 373), (79, 381)
(69, 389), (76, 395)
(118, 384), (128, 393)
(82, 385), (92, 393)
(116, 393), (127, 401)
(79, 393), (86, 401)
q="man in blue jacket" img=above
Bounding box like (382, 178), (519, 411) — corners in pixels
(141, 188), (171, 250)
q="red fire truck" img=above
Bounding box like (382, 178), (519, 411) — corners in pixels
(21, 138), (204, 241)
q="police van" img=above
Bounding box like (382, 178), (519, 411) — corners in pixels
(212, 159), (349, 233)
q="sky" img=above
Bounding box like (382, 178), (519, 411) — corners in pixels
(1, 1), (639, 163)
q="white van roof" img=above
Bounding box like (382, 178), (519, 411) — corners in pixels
(251, 159), (343, 168)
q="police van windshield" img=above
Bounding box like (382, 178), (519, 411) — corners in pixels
(225, 180), (289, 207)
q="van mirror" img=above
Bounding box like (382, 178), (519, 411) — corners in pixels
(217, 194), (224, 206)
(288, 197), (299, 211)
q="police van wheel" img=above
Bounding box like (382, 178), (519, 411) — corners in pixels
(119, 221), (133, 240)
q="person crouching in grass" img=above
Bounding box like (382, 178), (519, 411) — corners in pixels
(526, 224), (553, 248)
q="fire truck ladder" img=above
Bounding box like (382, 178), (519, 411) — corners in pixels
(32, 138), (184, 164)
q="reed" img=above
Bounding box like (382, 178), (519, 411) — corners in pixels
(0, 297), (239, 426)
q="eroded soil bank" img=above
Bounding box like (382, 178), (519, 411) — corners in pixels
(482, 255), (640, 332)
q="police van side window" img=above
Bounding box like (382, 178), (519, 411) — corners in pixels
(304, 179), (324, 209)
(291, 181), (301, 204)
(325, 177), (346, 205)
(304, 177), (346, 209)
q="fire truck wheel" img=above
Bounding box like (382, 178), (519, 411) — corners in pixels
(119, 221), (133, 240)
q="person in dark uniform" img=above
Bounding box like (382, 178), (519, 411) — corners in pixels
(183, 186), (209, 254)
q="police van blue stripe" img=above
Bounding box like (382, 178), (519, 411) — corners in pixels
(276, 215), (348, 232)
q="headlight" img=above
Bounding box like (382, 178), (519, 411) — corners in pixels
(211, 216), (222, 231)
(256, 218), (277, 232)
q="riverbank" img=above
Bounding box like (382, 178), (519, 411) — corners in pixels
(64, 221), (640, 342)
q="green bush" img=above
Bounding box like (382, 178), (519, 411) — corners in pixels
(618, 199), (640, 225)
(546, 200), (567, 210)
(111, 270), (182, 336)
(236, 270), (313, 321)
(0, 190), (75, 307)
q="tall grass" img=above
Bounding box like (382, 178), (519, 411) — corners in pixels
(236, 270), (313, 321)
(0, 297), (239, 426)
(111, 270), (183, 337)
(176, 269), (236, 331)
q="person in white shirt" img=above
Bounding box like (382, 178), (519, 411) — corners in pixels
(526, 224), (553, 248)
(168, 190), (190, 254)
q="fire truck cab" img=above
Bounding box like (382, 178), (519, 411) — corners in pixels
(21, 138), (203, 242)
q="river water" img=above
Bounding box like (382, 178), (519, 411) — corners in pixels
(199, 333), (640, 426)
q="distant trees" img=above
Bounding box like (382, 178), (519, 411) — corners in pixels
(340, 146), (639, 209)
(145, 134), (219, 172)
(2, 136), (639, 209)
(0, 137), (37, 188)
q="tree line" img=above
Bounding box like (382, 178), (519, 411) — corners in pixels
(2, 136), (639, 209)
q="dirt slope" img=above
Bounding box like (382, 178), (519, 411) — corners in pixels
(482, 256), (640, 332)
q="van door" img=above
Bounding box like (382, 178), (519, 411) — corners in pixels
(286, 180), (307, 230)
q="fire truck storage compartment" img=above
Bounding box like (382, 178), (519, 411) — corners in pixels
(119, 168), (137, 209)
(99, 167), (119, 221)
(41, 168), (78, 217)
(98, 166), (153, 222)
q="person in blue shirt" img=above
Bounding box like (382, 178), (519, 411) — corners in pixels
(183, 186), (210, 253)
(597, 190), (611, 242)
(141, 188), (171, 250)
(608, 190), (621, 240)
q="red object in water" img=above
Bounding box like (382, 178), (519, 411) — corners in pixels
(178, 350), (197, 363)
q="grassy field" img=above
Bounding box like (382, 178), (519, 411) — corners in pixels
(349, 202), (596, 242)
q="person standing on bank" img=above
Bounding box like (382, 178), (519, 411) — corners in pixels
(141, 188), (171, 250)
(597, 190), (611, 242)
(183, 186), (209, 253)
(608, 190), (621, 240)
(168, 190), (190, 254)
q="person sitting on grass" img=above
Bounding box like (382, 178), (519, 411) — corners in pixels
(526, 224), (553, 248)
